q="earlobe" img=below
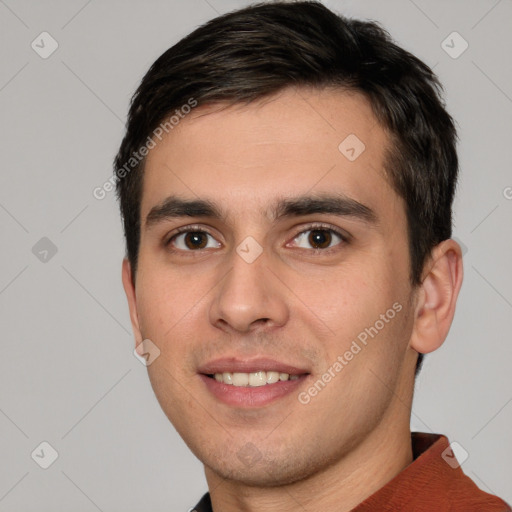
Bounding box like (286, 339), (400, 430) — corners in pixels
(410, 239), (464, 355)
(122, 259), (143, 346)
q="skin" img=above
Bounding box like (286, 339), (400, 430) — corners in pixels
(122, 86), (463, 512)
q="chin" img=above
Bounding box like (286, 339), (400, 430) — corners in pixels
(202, 444), (318, 487)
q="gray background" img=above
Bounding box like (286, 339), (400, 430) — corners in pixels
(0, 0), (511, 510)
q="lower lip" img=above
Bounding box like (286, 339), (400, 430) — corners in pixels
(199, 374), (308, 407)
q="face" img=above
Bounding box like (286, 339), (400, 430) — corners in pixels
(124, 87), (420, 486)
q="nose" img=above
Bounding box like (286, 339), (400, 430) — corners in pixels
(209, 246), (289, 334)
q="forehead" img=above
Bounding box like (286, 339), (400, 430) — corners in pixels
(141, 87), (401, 225)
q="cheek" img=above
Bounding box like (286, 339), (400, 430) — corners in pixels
(135, 262), (218, 381)
(292, 261), (394, 336)
(135, 261), (206, 338)
(296, 258), (411, 376)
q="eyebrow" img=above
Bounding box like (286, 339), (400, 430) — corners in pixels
(145, 193), (378, 229)
(271, 194), (377, 224)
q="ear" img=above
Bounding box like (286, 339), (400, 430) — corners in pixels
(410, 239), (464, 354)
(122, 258), (143, 347)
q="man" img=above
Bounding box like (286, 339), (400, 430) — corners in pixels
(114, 2), (511, 510)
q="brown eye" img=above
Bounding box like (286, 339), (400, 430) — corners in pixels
(308, 230), (332, 249)
(291, 227), (345, 251)
(184, 232), (208, 249)
(169, 230), (221, 251)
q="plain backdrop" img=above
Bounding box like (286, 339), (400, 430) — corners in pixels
(0, 0), (511, 510)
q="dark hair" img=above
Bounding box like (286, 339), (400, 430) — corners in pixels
(115, 1), (459, 375)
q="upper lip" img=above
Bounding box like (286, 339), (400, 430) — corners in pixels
(198, 357), (310, 376)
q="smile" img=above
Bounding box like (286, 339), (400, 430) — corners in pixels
(198, 357), (311, 407)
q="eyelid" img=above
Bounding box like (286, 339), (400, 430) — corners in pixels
(287, 222), (350, 246)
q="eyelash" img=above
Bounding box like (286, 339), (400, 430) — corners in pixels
(165, 223), (349, 255)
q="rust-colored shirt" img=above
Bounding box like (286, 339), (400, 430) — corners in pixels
(192, 432), (511, 511)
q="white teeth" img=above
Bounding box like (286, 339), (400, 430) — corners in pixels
(212, 371), (301, 387)
(266, 371), (279, 384)
(249, 371), (267, 387)
(232, 372), (249, 386)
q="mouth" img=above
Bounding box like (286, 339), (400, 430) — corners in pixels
(198, 358), (311, 407)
